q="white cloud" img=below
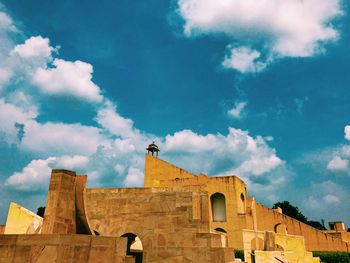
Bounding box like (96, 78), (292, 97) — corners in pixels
(227, 101), (247, 119)
(114, 163), (126, 174)
(5, 158), (54, 191)
(33, 59), (103, 103)
(0, 11), (17, 32)
(54, 155), (89, 171)
(163, 128), (283, 179)
(177, 0), (342, 72)
(20, 121), (106, 157)
(0, 98), (35, 144)
(233, 155), (282, 177)
(11, 36), (55, 61)
(0, 68), (12, 89)
(97, 100), (140, 139)
(344, 125), (350, 141)
(124, 167), (144, 187)
(327, 156), (349, 172)
(323, 194), (340, 205)
(302, 181), (349, 223)
(5, 155), (90, 191)
(223, 47), (267, 73)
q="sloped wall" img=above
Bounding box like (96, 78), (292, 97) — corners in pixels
(4, 202), (43, 234)
(255, 203), (349, 252)
(144, 154), (197, 187)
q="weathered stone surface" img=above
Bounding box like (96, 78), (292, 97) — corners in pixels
(0, 234), (128, 263)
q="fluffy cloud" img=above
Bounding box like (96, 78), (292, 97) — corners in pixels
(223, 47), (267, 73)
(302, 181), (348, 222)
(55, 155), (89, 170)
(0, 68), (12, 89)
(323, 194), (340, 205)
(162, 128), (283, 179)
(5, 158), (54, 191)
(20, 121), (106, 157)
(11, 36), (55, 61)
(233, 155), (282, 177)
(227, 101), (247, 119)
(0, 11), (16, 32)
(97, 100), (141, 140)
(177, 0), (342, 72)
(344, 125), (350, 141)
(327, 156), (349, 172)
(0, 98), (36, 144)
(124, 167), (144, 187)
(5, 155), (90, 191)
(33, 59), (103, 103)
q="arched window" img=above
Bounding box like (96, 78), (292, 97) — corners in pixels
(121, 233), (143, 263)
(238, 193), (245, 214)
(210, 193), (227, 222)
(274, 223), (287, 234)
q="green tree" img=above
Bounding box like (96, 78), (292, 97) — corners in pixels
(272, 201), (308, 223)
(307, 220), (326, 230)
(272, 201), (327, 230)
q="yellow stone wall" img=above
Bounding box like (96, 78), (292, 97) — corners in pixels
(241, 230), (320, 263)
(254, 250), (320, 263)
(0, 234), (130, 263)
(84, 187), (235, 262)
(323, 230), (350, 243)
(145, 154), (254, 249)
(4, 202), (43, 234)
(144, 154), (350, 253)
(144, 154), (197, 187)
(254, 203), (349, 252)
(41, 169), (77, 234)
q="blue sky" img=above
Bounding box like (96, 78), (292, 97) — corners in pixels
(0, 0), (349, 227)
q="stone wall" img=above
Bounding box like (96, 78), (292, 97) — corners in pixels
(85, 187), (234, 262)
(255, 203), (349, 252)
(41, 169), (77, 234)
(0, 234), (130, 263)
(144, 155), (251, 249)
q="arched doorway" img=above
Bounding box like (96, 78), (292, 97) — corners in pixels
(210, 193), (227, 221)
(121, 233), (143, 263)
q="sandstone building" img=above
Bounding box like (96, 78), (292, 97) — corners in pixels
(0, 143), (349, 262)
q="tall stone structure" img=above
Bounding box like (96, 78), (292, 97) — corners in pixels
(41, 169), (77, 234)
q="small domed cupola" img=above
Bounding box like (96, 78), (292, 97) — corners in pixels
(146, 142), (160, 157)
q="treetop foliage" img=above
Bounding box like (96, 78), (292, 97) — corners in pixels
(272, 201), (326, 230)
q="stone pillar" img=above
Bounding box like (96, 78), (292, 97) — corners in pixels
(41, 169), (77, 234)
(264, 231), (276, 251)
